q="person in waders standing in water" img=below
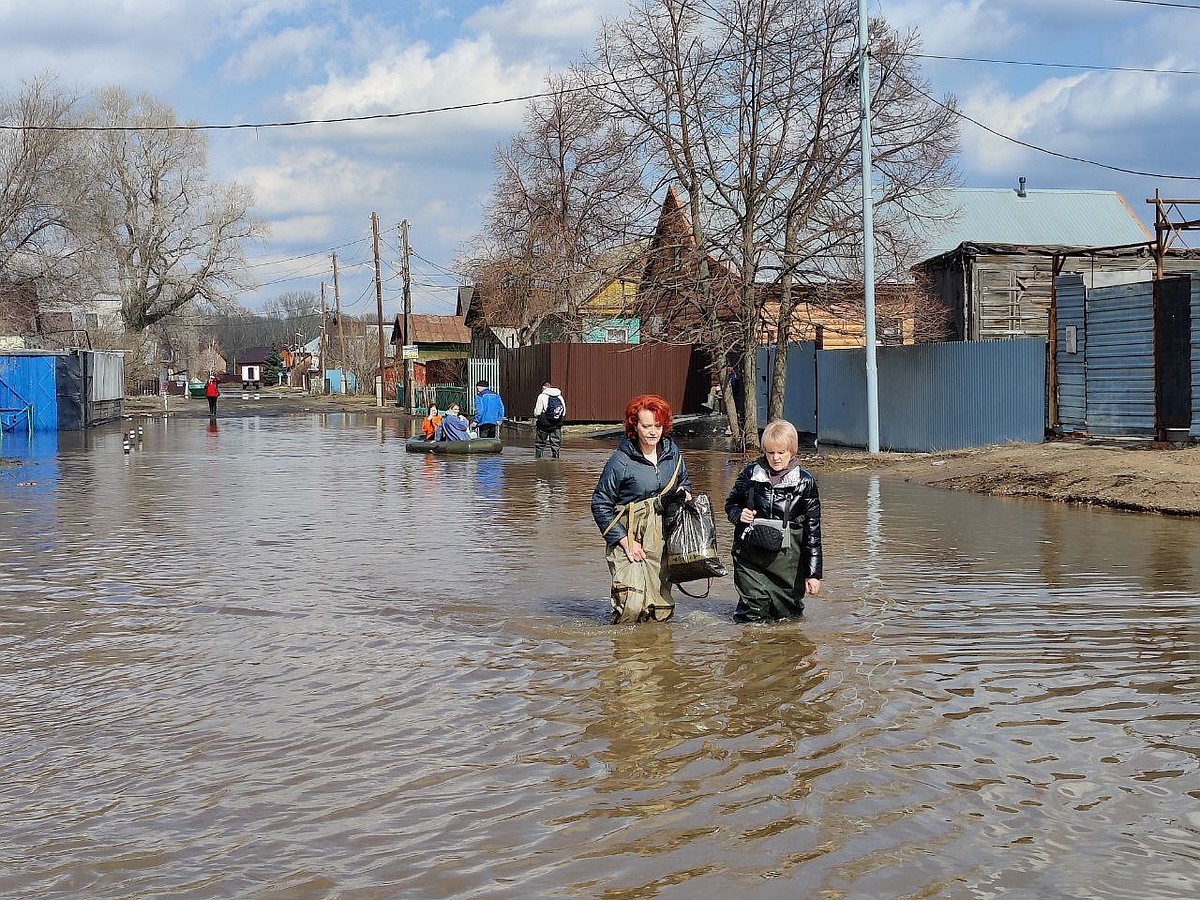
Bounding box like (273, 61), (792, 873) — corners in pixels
(724, 418), (822, 622)
(591, 394), (692, 624)
(205, 376), (220, 418)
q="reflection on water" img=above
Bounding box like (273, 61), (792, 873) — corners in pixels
(0, 414), (1196, 898)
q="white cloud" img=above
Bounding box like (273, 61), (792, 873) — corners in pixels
(0, 0), (222, 88)
(959, 74), (1087, 175)
(237, 147), (394, 217)
(226, 0), (325, 36)
(267, 214), (335, 244)
(882, 0), (1018, 55)
(466, 0), (626, 49)
(282, 34), (543, 147)
(220, 25), (331, 82)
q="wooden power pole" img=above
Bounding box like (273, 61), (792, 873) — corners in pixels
(319, 282), (329, 394)
(332, 251), (348, 394)
(371, 211), (387, 406)
(401, 219), (413, 413)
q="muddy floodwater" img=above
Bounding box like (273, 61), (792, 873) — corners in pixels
(1, 413), (1197, 899)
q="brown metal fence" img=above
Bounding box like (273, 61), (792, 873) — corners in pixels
(501, 343), (709, 423)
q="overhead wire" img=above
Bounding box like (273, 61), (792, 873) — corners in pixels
(16, 0), (1193, 296)
(1099, 0), (1200, 9)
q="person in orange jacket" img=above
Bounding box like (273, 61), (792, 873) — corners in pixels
(420, 404), (442, 440)
(204, 376), (220, 417)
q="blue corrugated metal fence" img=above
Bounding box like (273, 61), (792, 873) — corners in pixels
(768, 339), (1046, 452)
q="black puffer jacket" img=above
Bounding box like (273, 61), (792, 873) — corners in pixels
(592, 436), (692, 546)
(724, 460), (822, 578)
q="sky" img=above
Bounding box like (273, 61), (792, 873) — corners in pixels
(0, 0), (1195, 327)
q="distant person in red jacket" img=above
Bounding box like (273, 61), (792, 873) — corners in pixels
(205, 376), (220, 417)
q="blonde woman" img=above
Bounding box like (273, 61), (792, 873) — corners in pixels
(724, 419), (822, 621)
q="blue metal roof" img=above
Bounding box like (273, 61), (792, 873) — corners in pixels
(914, 188), (1152, 261)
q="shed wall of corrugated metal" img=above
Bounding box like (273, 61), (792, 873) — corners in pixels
(87, 351), (125, 401)
(1193, 278), (1200, 438)
(0, 352), (59, 431)
(816, 339), (1046, 451)
(501, 343), (700, 422)
(1055, 274), (1087, 429)
(1083, 281), (1155, 436)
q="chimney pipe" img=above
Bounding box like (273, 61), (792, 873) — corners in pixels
(1018, 176), (1027, 198)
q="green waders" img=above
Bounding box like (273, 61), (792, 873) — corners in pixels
(601, 458), (681, 624)
(605, 497), (674, 624)
(732, 525), (807, 622)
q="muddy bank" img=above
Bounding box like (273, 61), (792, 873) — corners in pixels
(807, 441), (1200, 517)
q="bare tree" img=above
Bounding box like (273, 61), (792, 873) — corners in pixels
(592, 0), (958, 445)
(465, 74), (649, 345)
(262, 290), (321, 347)
(0, 76), (92, 304)
(85, 86), (266, 331)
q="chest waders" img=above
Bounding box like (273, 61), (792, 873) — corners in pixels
(733, 525), (807, 621)
(733, 485), (808, 622)
(601, 459), (681, 624)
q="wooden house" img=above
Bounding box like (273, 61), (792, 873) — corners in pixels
(576, 244), (647, 343)
(390, 313), (470, 386)
(913, 185), (1153, 340)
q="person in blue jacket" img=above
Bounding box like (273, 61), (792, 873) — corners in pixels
(591, 394), (692, 624)
(472, 380), (505, 438)
(435, 403), (471, 441)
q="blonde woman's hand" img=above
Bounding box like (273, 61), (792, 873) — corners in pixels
(805, 578), (821, 596)
(739, 508), (756, 525)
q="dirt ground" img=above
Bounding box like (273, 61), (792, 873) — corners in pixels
(16, 389), (1199, 517)
(806, 440), (1200, 517)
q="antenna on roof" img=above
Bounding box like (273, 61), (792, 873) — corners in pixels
(1017, 176), (1028, 198)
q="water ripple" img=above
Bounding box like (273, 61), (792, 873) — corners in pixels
(0, 419), (1196, 897)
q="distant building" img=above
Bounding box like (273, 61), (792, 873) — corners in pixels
(235, 345), (270, 389)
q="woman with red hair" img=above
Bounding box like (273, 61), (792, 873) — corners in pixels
(591, 394), (692, 623)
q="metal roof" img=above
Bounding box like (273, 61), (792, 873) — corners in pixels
(410, 314), (469, 345)
(912, 188), (1152, 261)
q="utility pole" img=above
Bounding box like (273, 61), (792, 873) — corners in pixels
(332, 251), (348, 394)
(319, 282), (328, 394)
(858, 0), (880, 453)
(401, 219), (413, 414)
(371, 211), (387, 407)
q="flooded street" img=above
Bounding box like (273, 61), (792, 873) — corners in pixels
(1, 413), (1197, 899)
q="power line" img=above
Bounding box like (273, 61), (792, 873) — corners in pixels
(1100, 0), (1200, 9)
(913, 53), (1200, 78)
(0, 16), (838, 135)
(411, 248), (466, 280)
(54, 41), (1189, 142)
(899, 70), (1200, 181)
(236, 235), (369, 271)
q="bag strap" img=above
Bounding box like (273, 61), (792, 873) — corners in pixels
(675, 578), (712, 599)
(601, 454), (683, 539)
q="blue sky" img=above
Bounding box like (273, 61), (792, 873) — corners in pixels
(0, 0), (1193, 323)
